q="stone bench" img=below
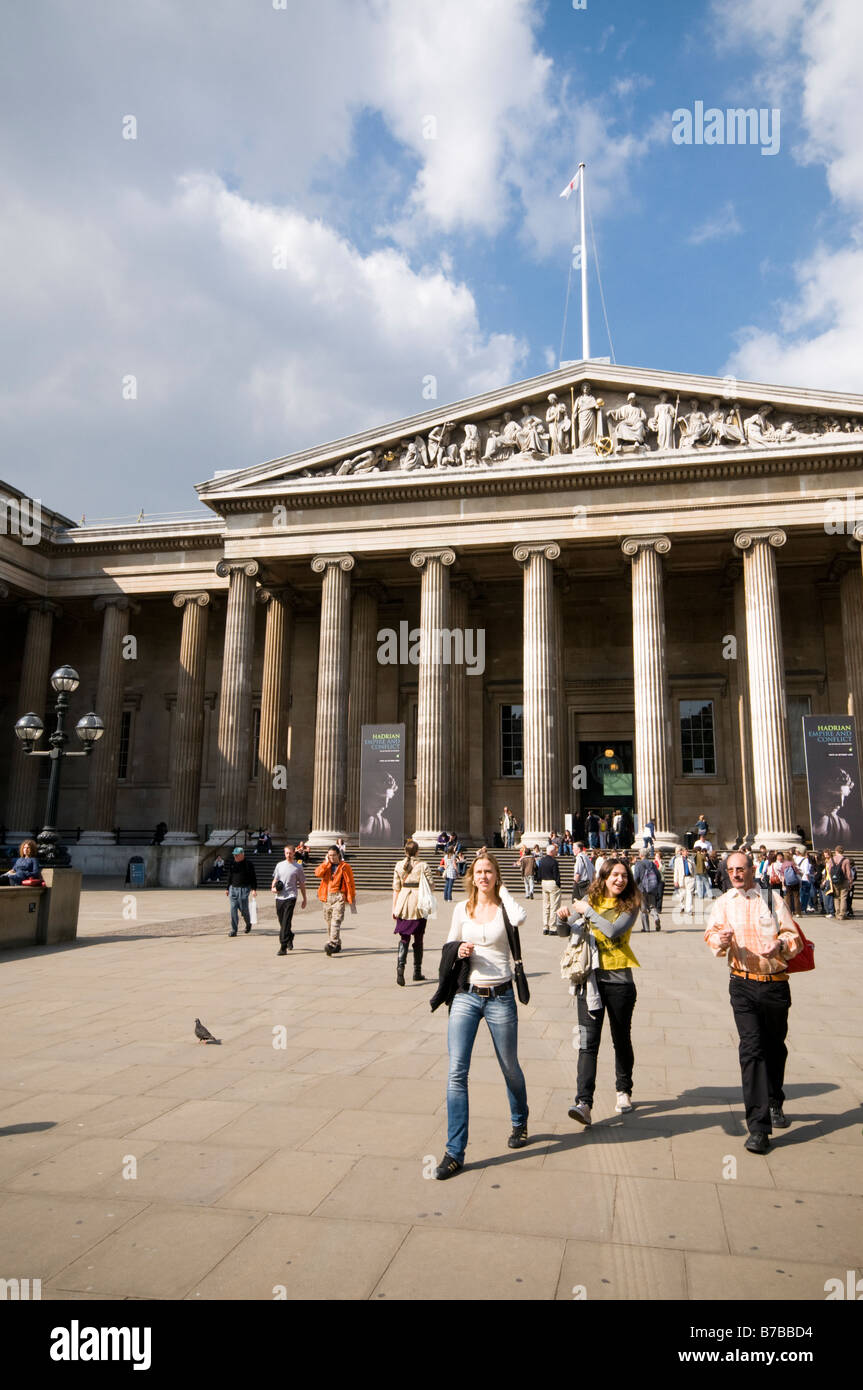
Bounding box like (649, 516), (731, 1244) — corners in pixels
(0, 868), (82, 951)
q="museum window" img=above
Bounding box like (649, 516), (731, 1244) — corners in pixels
(501, 704), (524, 778)
(117, 710), (132, 780)
(680, 699), (715, 776)
(787, 696), (811, 776)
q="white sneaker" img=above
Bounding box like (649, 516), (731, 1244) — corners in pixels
(568, 1101), (592, 1126)
(615, 1092), (634, 1113)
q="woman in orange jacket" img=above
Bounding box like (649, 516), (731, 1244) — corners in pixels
(314, 846), (357, 956)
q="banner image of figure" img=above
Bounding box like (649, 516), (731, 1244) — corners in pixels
(359, 724), (406, 846)
(803, 715), (863, 850)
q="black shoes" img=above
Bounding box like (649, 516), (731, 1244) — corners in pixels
(770, 1106), (790, 1129)
(507, 1124), (530, 1149)
(744, 1132), (771, 1155)
(434, 1154), (463, 1180)
(324, 942), (334, 956)
(396, 964), (405, 986)
(277, 947), (287, 956)
(244, 925), (251, 934)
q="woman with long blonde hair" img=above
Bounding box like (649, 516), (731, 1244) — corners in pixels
(433, 852), (529, 1180)
(392, 839), (434, 986)
(558, 855), (642, 1126)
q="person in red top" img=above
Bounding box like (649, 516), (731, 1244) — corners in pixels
(704, 850), (801, 1154)
(314, 846), (357, 956)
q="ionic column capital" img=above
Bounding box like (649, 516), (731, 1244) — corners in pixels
(311, 554), (355, 574)
(513, 542), (560, 566)
(852, 524), (863, 546)
(733, 529), (786, 552)
(216, 559), (260, 580)
(94, 594), (139, 614)
(173, 591), (212, 609)
(19, 598), (62, 618)
(256, 584), (297, 607)
(410, 548), (456, 570)
(621, 535), (671, 558)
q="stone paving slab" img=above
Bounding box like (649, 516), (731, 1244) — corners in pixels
(1, 886), (862, 1300)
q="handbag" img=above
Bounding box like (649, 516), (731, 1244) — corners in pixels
(501, 904), (530, 1004)
(560, 931), (591, 989)
(785, 919), (815, 973)
(416, 868), (437, 920)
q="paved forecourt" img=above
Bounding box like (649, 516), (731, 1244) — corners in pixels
(0, 882), (861, 1302)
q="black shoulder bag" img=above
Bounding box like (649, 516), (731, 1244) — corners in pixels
(501, 904), (530, 1005)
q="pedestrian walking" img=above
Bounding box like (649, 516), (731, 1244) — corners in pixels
(271, 845), (307, 955)
(431, 852), (529, 1179)
(782, 855), (801, 916)
(673, 846), (695, 916)
(704, 851), (802, 1154)
(572, 841), (594, 901)
(632, 847), (662, 930)
(536, 841), (561, 934)
(392, 839), (434, 984)
(520, 846), (537, 898)
(558, 856), (642, 1124)
(224, 846), (257, 936)
(440, 848), (458, 904)
(829, 846), (854, 919)
(500, 806), (517, 849)
(314, 846), (357, 956)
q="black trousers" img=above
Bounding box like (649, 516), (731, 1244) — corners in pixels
(575, 979), (637, 1103)
(729, 975), (791, 1134)
(276, 896), (297, 947)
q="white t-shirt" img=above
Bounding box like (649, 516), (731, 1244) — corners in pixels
(447, 903), (514, 985)
(272, 860), (306, 900)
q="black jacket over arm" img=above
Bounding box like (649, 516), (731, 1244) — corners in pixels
(429, 941), (471, 1013)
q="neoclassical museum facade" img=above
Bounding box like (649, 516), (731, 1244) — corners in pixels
(2, 361), (863, 882)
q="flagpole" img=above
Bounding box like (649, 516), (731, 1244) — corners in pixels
(579, 162), (589, 361)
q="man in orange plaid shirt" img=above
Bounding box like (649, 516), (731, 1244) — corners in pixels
(704, 850), (802, 1154)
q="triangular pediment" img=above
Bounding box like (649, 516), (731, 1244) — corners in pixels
(196, 361), (863, 506)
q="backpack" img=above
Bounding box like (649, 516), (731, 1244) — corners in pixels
(783, 863), (799, 887)
(641, 865), (659, 894)
(829, 861), (846, 887)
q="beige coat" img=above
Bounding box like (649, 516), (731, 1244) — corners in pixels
(392, 857), (432, 920)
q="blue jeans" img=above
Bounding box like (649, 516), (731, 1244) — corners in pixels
(445, 988), (528, 1164)
(799, 881), (811, 912)
(229, 886), (251, 932)
(443, 876), (454, 902)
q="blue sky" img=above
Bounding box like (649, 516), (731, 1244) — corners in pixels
(1, 0), (860, 519)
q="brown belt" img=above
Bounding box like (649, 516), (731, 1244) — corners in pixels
(730, 969), (789, 983)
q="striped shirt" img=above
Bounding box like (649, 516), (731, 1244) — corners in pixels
(704, 887), (801, 976)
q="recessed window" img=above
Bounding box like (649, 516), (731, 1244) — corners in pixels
(680, 700), (715, 776)
(501, 704), (524, 778)
(117, 710), (132, 780)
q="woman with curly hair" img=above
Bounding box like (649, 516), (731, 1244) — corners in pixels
(558, 855), (642, 1126)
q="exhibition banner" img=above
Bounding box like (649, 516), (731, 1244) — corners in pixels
(359, 723), (405, 846)
(802, 715), (863, 851)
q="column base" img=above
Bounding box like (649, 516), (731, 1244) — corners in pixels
(77, 831), (117, 846)
(307, 830), (346, 850)
(752, 831), (805, 853)
(520, 830), (554, 849)
(653, 832), (681, 852)
(162, 832), (200, 846)
(206, 828), (247, 847)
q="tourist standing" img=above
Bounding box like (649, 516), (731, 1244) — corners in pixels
(315, 846), (357, 956)
(271, 845), (307, 955)
(432, 853), (529, 1179)
(830, 846), (854, 919)
(558, 857), (642, 1123)
(500, 806), (517, 848)
(585, 810), (600, 849)
(225, 847), (257, 936)
(572, 841), (594, 901)
(392, 839), (434, 984)
(632, 848), (662, 931)
(440, 848), (458, 903)
(704, 851), (801, 1153)
(536, 841), (561, 934)
(520, 846), (537, 899)
(673, 846), (695, 916)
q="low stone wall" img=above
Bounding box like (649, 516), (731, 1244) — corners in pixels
(0, 867), (81, 950)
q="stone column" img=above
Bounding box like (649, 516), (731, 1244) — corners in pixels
(840, 538), (863, 719)
(164, 592), (211, 844)
(309, 554), (354, 847)
(733, 530), (800, 849)
(346, 583), (382, 834)
(208, 560), (260, 844)
(81, 596), (135, 842)
(514, 543), (559, 844)
(621, 537), (677, 849)
(732, 572), (757, 842)
(411, 548), (455, 847)
(5, 600), (61, 838)
(554, 580), (569, 832)
(255, 586), (294, 844)
(448, 580), (470, 837)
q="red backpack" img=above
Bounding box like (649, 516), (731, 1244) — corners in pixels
(786, 920), (815, 974)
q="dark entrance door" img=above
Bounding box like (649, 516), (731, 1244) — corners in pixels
(577, 740), (635, 829)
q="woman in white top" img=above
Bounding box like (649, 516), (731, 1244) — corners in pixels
(434, 853), (529, 1180)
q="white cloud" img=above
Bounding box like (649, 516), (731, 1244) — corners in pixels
(717, 0), (863, 389)
(688, 201), (743, 245)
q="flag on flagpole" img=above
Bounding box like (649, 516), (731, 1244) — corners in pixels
(560, 168), (582, 200)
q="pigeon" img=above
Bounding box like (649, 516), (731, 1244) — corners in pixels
(194, 1018), (221, 1044)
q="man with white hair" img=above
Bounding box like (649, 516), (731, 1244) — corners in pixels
(535, 841), (561, 935)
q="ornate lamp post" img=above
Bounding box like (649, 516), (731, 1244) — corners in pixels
(14, 665), (104, 866)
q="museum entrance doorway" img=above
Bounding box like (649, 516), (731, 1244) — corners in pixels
(577, 740), (635, 825)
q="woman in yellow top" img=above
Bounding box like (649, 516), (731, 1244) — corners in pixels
(558, 856), (641, 1126)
